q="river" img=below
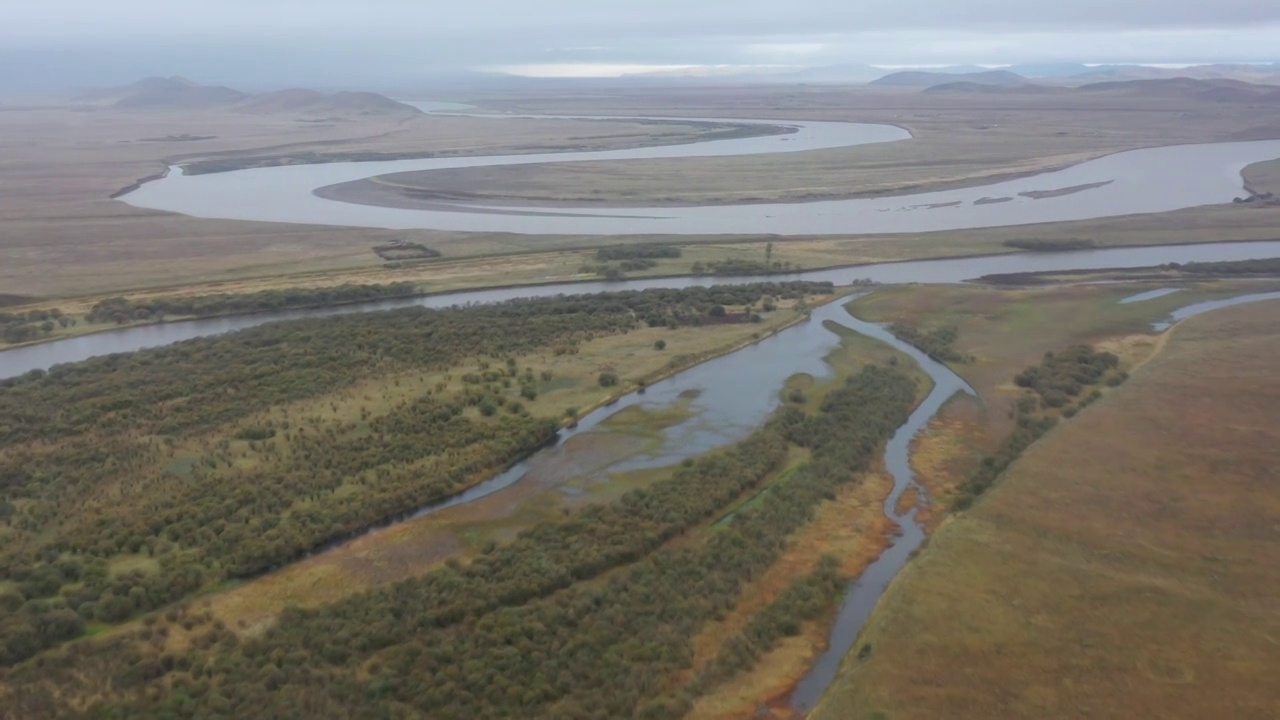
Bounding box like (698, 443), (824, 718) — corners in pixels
(117, 104), (1280, 235)
(6, 241), (1280, 379)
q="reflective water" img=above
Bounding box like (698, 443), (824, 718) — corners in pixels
(1152, 291), (1280, 330)
(787, 313), (975, 714)
(118, 105), (1280, 235)
(1119, 287), (1182, 304)
(6, 241), (1280, 379)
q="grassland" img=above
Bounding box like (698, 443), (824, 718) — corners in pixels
(811, 298), (1280, 720)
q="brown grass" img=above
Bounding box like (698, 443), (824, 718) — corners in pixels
(811, 299), (1280, 720)
(684, 469), (897, 720)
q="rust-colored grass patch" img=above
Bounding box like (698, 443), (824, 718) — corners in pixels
(684, 468), (896, 720)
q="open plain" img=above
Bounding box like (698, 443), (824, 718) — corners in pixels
(812, 292), (1280, 720)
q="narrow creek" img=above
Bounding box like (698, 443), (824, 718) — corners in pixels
(785, 313), (975, 714)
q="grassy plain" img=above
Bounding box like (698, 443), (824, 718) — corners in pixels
(811, 298), (1280, 720)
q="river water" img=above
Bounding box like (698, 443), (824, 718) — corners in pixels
(6, 240), (1280, 379)
(117, 105), (1280, 235)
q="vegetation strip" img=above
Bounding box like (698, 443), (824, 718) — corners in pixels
(3, 364), (917, 718)
(0, 282), (828, 667)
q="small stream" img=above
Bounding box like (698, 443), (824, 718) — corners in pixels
(786, 315), (975, 714)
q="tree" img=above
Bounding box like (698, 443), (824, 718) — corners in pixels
(765, 242), (774, 266)
(654, 340), (666, 351)
(598, 372), (619, 387)
(709, 305), (726, 318)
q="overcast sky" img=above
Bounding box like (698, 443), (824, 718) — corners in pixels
(3, 1), (1278, 89)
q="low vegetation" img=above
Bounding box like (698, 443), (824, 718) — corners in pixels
(372, 241), (441, 262)
(0, 308), (74, 344)
(691, 259), (800, 276)
(85, 282), (422, 324)
(954, 344), (1121, 510)
(1, 363), (918, 718)
(887, 322), (969, 364)
(1178, 257), (1280, 276)
(0, 282), (829, 667)
(1002, 238), (1095, 252)
(595, 244), (683, 262)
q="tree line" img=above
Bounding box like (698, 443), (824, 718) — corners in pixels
(85, 282), (422, 324)
(888, 322), (970, 364)
(956, 344), (1123, 509)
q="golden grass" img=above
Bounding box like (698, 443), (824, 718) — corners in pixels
(679, 320), (925, 719)
(811, 299), (1280, 720)
(686, 469), (896, 720)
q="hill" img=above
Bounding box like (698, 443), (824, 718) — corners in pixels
(871, 69), (1027, 88)
(78, 76), (249, 110)
(922, 76), (1280, 104)
(74, 77), (420, 117)
(1077, 77), (1280, 103)
(1062, 63), (1280, 86)
(922, 81), (1067, 95)
(233, 89), (421, 117)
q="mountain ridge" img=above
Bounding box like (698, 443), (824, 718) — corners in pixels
(75, 77), (421, 117)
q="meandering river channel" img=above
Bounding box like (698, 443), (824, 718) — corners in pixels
(118, 103), (1280, 235)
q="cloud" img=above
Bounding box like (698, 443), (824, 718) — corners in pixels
(2, 1), (1276, 90)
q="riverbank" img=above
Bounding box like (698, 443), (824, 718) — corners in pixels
(8, 237), (1280, 357)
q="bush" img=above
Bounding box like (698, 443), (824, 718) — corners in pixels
(654, 340), (666, 350)
(598, 372), (619, 387)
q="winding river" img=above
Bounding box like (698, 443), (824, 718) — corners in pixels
(117, 103), (1280, 235)
(11, 102), (1280, 715)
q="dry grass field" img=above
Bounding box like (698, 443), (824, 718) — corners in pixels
(2, 86), (1278, 300)
(811, 299), (1280, 720)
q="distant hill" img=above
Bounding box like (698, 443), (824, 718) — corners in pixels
(871, 69), (1027, 88)
(233, 89), (421, 117)
(75, 77), (420, 117)
(1076, 77), (1280, 103)
(923, 76), (1280, 104)
(1005, 63), (1092, 78)
(922, 81), (1068, 95)
(78, 76), (249, 110)
(1061, 64), (1280, 86)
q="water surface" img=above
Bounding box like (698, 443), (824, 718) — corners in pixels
(118, 106), (1280, 235)
(6, 240), (1280, 379)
